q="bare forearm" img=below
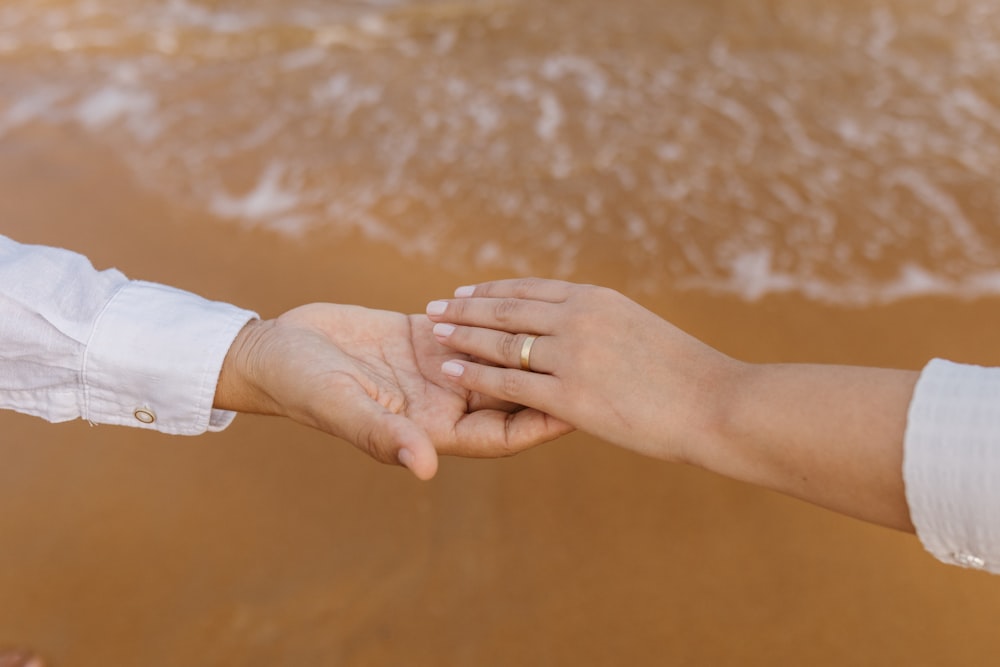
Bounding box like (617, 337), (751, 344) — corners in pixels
(699, 363), (919, 531)
(428, 278), (922, 531)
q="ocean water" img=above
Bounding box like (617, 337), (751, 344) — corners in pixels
(3, 0), (1000, 303)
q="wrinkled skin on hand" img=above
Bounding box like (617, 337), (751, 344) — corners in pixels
(216, 303), (573, 480)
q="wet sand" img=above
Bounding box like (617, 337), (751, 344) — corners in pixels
(4, 127), (1000, 666)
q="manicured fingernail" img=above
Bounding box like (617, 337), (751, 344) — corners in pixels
(454, 285), (475, 297)
(426, 300), (448, 316)
(433, 323), (456, 338)
(398, 448), (416, 470)
(441, 361), (465, 377)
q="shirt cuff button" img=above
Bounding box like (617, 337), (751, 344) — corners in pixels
(133, 407), (156, 424)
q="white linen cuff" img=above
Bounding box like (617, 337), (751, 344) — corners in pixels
(82, 280), (257, 435)
(904, 358), (1000, 574)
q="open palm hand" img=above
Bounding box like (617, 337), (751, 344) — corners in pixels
(217, 303), (572, 479)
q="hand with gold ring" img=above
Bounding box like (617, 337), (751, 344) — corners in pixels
(426, 277), (922, 533)
(425, 277), (726, 464)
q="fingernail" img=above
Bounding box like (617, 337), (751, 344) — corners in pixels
(426, 300), (448, 316)
(454, 285), (475, 297)
(441, 361), (465, 377)
(433, 323), (456, 338)
(398, 448), (416, 470)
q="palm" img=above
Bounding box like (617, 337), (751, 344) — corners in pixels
(263, 303), (570, 476)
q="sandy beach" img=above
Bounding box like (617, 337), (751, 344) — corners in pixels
(6, 0), (1000, 662)
(4, 122), (1000, 666)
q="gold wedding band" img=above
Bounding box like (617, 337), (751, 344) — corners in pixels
(520, 335), (539, 371)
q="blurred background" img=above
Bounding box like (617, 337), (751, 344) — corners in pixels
(3, 0), (1000, 664)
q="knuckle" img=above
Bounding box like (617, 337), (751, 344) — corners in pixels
(355, 425), (383, 462)
(492, 298), (519, 323)
(448, 325), (469, 346)
(514, 277), (543, 298)
(498, 416), (519, 458)
(580, 284), (612, 301)
(446, 298), (467, 320)
(501, 370), (527, 399)
(476, 282), (498, 297)
(462, 363), (493, 394)
(460, 362), (482, 385)
(569, 285), (621, 327)
(604, 286), (626, 301)
(497, 332), (522, 363)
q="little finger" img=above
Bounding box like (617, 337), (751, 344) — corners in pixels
(426, 296), (559, 334)
(454, 277), (576, 302)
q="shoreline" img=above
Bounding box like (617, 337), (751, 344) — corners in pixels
(7, 123), (1000, 368)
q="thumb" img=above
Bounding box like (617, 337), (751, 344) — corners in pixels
(378, 412), (439, 481)
(333, 391), (439, 480)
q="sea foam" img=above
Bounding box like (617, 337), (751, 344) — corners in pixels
(3, 0), (1000, 305)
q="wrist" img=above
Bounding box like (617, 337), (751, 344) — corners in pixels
(213, 318), (279, 415)
(680, 357), (758, 474)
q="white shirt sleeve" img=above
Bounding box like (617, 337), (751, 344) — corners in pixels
(904, 358), (1000, 573)
(0, 235), (257, 435)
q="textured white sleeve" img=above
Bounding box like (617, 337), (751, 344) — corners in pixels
(904, 358), (1000, 574)
(83, 280), (257, 434)
(0, 235), (257, 435)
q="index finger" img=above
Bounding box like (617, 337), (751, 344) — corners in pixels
(455, 277), (578, 303)
(426, 296), (559, 334)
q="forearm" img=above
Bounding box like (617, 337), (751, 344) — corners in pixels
(698, 362), (919, 531)
(430, 278), (1000, 570)
(427, 279), (918, 528)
